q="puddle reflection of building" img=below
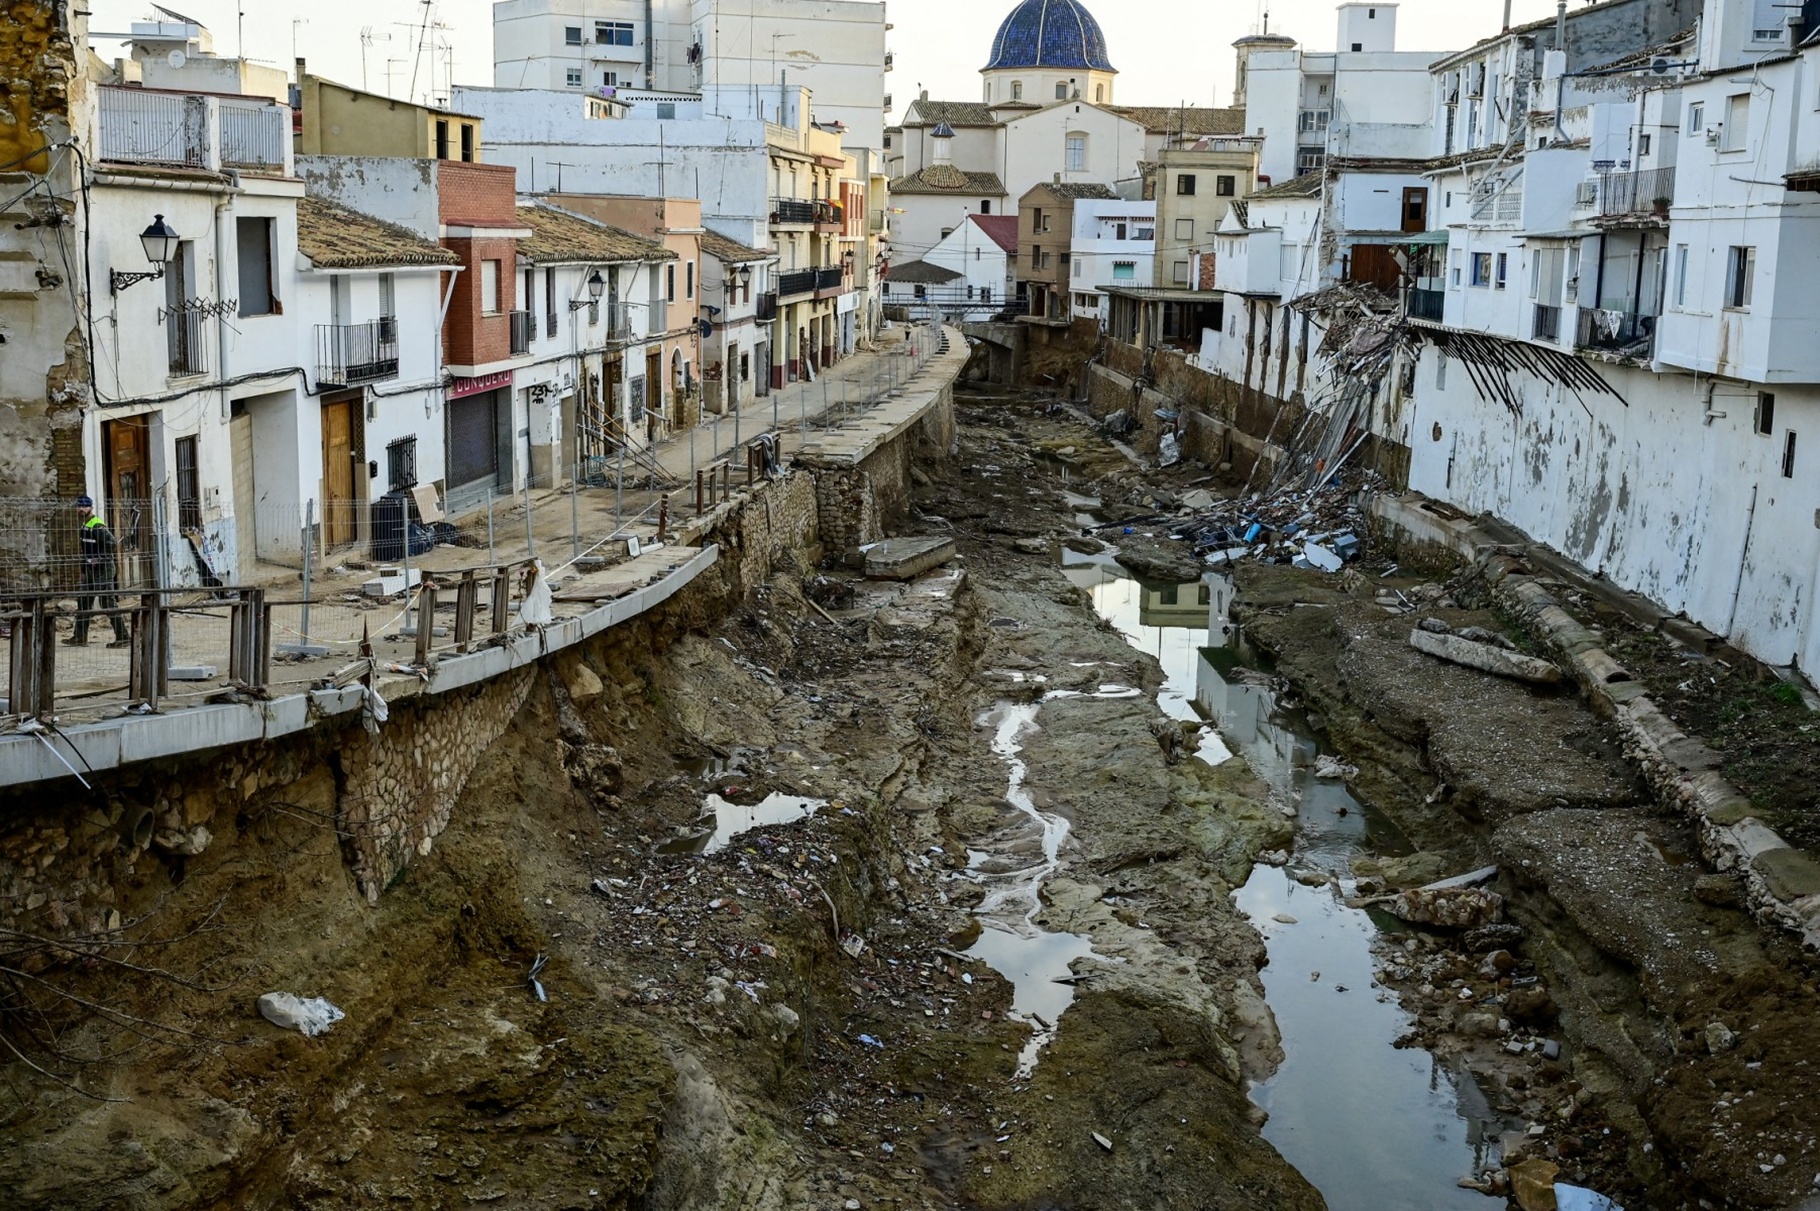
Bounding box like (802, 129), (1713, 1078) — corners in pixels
(1195, 648), (1301, 800)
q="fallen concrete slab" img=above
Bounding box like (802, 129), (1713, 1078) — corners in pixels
(863, 536), (957, 581)
(1409, 629), (1563, 686)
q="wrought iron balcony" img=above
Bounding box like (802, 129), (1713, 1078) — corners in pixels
(771, 198), (818, 225)
(1597, 166), (1676, 220)
(1532, 303), (1561, 343)
(1575, 306), (1656, 356)
(814, 266), (845, 291)
(1405, 287), (1445, 323)
(317, 319), (400, 386)
(778, 269), (818, 297)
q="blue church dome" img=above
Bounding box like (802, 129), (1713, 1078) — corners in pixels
(984, 0), (1116, 73)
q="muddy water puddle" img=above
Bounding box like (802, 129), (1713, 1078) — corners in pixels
(660, 792), (827, 854)
(1069, 553), (1508, 1209)
(965, 701), (1097, 1076)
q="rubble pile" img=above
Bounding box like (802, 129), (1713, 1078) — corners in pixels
(1095, 470), (1378, 574)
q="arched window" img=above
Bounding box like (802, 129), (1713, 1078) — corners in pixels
(1011, 80), (1023, 101)
(1095, 83), (1105, 103)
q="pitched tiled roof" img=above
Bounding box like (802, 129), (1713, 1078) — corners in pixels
(903, 99), (1000, 127)
(1025, 181), (1118, 201)
(1247, 173), (1323, 200)
(1108, 105), (1246, 136)
(515, 205), (674, 265)
(297, 196), (460, 269)
(968, 214), (1019, 253)
(885, 259), (963, 285)
(699, 229), (773, 264)
(887, 166), (1009, 195)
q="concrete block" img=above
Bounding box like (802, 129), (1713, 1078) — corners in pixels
(261, 693), (312, 740)
(863, 536), (957, 581)
(1725, 818), (1790, 863)
(120, 707), (260, 764)
(1408, 629), (1564, 685)
(1753, 847), (1820, 903)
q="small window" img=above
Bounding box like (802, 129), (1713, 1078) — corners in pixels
(655, 102), (676, 119)
(1175, 218), (1194, 241)
(1011, 80), (1023, 101)
(1351, 42), (1363, 52)
(1673, 244), (1689, 306)
(236, 217), (276, 317)
(175, 435), (201, 531)
(666, 263), (676, 302)
(1470, 252), (1492, 286)
(1095, 84), (1104, 103)
(1757, 392), (1776, 436)
(1687, 101), (1704, 135)
(596, 20), (635, 46)
(379, 273), (396, 328)
(1215, 175), (1236, 197)
(980, 199), (992, 214)
(459, 124), (474, 162)
(1055, 82), (1068, 99)
(387, 435), (418, 492)
(565, 26), (583, 46)
(1638, 132), (1652, 157)
(739, 352), (750, 381)
(435, 119), (450, 159)
(1065, 132), (1087, 171)
(1783, 429), (1798, 478)
(481, 259), (501, 314)
(1725, 245), (1755, 308)
(1723, 93), (1750, 151)
(566, 68), (583, 87)
(686, 260), (695, 299)
(1495, 252), (1508, 289)
(1032, 207), (1046, 231)
(1172, 260), (1189, 284)
(1450, 248), (1461, 286)
(1176, 174), (1197, 196)
(1112, 261), (1135, 280)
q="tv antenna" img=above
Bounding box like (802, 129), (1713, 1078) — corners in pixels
(360, 27), (392, 92)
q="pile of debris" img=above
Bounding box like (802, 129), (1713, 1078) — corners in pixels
(1099, 470), (1375, 574)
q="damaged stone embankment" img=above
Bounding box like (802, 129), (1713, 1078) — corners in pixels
(0, 394), (1323, 1209)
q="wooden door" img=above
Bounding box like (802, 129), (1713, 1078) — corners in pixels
(102, 415), (152, 587)
(230, 409), (257, 579)
(321, 398), (359, 547)
(1401, 187), (1429, 234)
(645, 348), (663, 421)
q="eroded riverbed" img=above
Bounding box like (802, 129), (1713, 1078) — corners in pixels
(1064, 544), (1508, 1208)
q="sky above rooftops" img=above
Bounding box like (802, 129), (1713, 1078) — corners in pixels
(89, 0), (1567, 122)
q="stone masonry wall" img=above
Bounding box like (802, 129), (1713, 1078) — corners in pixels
(337, 668), (538, 902)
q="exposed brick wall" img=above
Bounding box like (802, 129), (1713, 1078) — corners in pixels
(444, 236), (520, 366)
(436, 161), (518, 225)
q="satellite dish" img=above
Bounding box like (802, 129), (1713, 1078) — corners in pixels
(167, 49), (187, 69)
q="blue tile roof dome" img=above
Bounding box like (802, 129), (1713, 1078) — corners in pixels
(984, 0), (1116, 73)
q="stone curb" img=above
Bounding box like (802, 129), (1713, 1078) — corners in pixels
(1372, 494), (1820, 949)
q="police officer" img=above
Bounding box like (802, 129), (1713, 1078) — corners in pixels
(69, 495), (129, 648)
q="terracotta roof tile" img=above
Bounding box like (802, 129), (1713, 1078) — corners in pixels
(297, 196), (460, 269)
(515, 205), (675, 265)
(887, 166), (1008, 195)
(968, 214), (1019, 253)
(699, 229), (774, 264)
(1108, 105), (1246, 136)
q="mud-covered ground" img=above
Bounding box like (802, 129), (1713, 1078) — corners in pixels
(1229, 562), (1820, 1210)
(0, 394), (1317, 1211)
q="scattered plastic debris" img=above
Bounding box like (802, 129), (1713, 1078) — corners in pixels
(257, 991), (345, 1037)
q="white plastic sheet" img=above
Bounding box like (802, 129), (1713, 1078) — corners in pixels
(257, 991), (345, 1037)
(1554, 1184), (1622, 1211)
(518, 559), (554, 627)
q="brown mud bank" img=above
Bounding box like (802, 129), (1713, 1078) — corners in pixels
(0, 406), (1317, 1209)
(1232, 560), (1820, 1210)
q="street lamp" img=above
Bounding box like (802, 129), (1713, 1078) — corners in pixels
(110, 214), (179, 294)
(569, 268), (607, 310)
(737, 264), (753, 289)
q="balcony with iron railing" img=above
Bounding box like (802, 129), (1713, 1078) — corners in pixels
(771, 198), (818, 226)
(814, 266), (845, 293)
(1405, 287), (1445, 323)
(98, 86), (290, 173)
(509, 309), (532, 356)
(317, 319), (399, 386)
(1575, 306), (1656, 357)
(600, 301), (635, 341)
(1532, 302), (1561, 343)
(778, 269), (818, 298)
(1597, 165), (1676, 221)
(165, 306), (208, 377)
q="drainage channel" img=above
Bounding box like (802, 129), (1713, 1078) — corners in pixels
(1061, 548), (1507, 1210)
